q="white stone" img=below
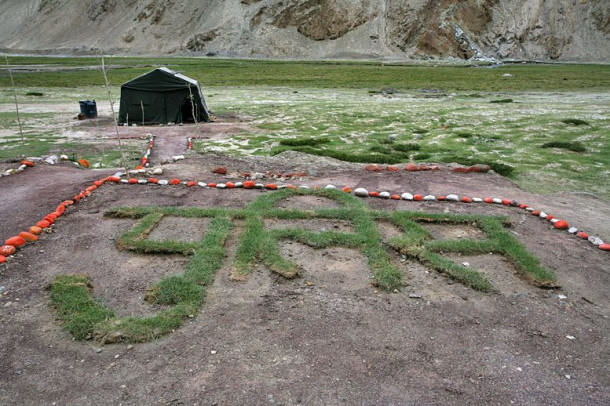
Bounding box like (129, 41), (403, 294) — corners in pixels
(539, 212), (547, 219)
(299, 185), (310, 189)
(45, 155), (59, 165)
(423, 195), (436, 201)
(446, 194), (459, 202)
(379, 192), (391, 199)
(526, 207), (535, 212)
(120, 179), (129, 184)
(502, 73), (514, 77)
(60, 154), (69, 160)
(197, 182), (207, 188)
(255, 183), (265, 189)
(550, 218), (560, 224)
(588, 236), (604, 246)
(172, 155), (185, 161)
(472, 198), (483, 203)
(216, 183), (226, 189)
(234, 182), (243, 188)
(158, 180), (169, 185)
(114, 172), (125, 178)
(354, 188), (369, 197)
(325, 185), (337, 190)
(401, 192), (414, 201)
(568, 227), (578, 234)
(138, 179), (147, 184)
(492, 197), (502, 204)
(277, 185), (288, 190)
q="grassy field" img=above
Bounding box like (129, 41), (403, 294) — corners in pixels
(1, 56), (609, 197)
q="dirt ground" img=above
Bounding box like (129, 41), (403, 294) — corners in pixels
(0, 123), (609, 405)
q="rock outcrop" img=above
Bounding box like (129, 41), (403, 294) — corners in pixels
(0, 0), (607, 61)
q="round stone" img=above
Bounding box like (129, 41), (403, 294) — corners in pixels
(354, 188), (369, 197)
(492, 198), (502, 204)
(554, 220), (569, 230)
(401, 193), (414, 201)
(588, 236), (604, 246)
(379, 192), (391, 199)
(599, 244), (610, 251)
(325, 185), (337, 190)
(568, 227), (578, 234)
(446, 194), (459, 202)
(423, 195), (436, 201)
(576, 231), (589, 239)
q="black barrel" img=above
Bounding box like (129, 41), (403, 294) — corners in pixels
(79, 100), (98, 118)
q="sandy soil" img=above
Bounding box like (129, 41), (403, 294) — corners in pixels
(0, 142), (609, 404)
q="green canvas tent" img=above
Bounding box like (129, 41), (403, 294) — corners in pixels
(118, 67), (210, 125)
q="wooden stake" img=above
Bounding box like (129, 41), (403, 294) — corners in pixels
(4, 54), (24, 145)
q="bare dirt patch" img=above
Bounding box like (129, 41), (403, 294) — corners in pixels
(1, 153), (609, 405)
(148, 216), (211, 242)
(424, 223), (487, 240)
(275, 194), (341, 210)
(264, 218), (354, 233)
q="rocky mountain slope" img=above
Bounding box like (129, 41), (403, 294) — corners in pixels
(0, 0), (608, 62)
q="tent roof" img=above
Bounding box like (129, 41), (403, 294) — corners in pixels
(121, 67), (202, 92)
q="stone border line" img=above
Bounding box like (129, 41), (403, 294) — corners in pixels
(1, 175), (608, 264)
(134, 134), (155, 169)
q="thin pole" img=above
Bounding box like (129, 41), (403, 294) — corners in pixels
(99, 51), (128, 172)
(4, 54), (24, 144)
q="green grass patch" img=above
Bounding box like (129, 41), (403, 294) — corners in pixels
(278, 137), (330, 147)
(490, 98), (514, 103)
(562, 118), (589, 126)
(52, 189), (555, 342)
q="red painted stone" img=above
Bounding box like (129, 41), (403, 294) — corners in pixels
(226, 182), (235, 188)
(429, 165), (440, 171)
(369, 191), (380, 197)
(213, 167), (227, 175)
(452, 167), (469, 173)
(438, 196), (446, 201)
(0, 255), (6, 264)
(55, 205), (65, 214)
(484, 198), (494, 204)
(286, 185), (298, 190)
(391, 195), (400, 200)
(405, 163), (419, 172)
(21, 160), (35, 167)
(386, 166), (400, 172)
(531, 210), (540, 216)
(576, 231), (589, 239)
(418, 164), (428, 171)
(106, 176), (121, 183)
(19, 232), (38, 242)
(46, 213), (58, 221)
(554, 220), (569, 230)
(186, 181), (197, 187)
(169, 179), (181, 185)
(365, 164), (383, 172)
(545, 215), (555, 221)
(519, 204), (528, 209)
(5, 236), (26, 248)
(243, 181), (255, 189)
(148, 178), (159, 184)
(265, 184), (278, 190)
(413, 195), (423, 201)
(94, 180), (103, 187)
(0, 245), (16, 256)
(128, 179), (138, 184)
(599, 244), (610, 251)
(501, 199), (511, 206)
(468, 164), (490, 173)
(342, 187), (353, 193)
(461, 197), (473, 203)
(207, 183), (217, 188)
(37, 220), (51, 229)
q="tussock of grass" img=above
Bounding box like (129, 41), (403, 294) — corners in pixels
(541, 141), (586, 153)
(490, 98), (513, 103)
(392, 143), (421, 153)
(438, 155), (515, 177)
(562, 118), (589, 126)
(279, 137), (330, 147)
(271, 145), (409, 164)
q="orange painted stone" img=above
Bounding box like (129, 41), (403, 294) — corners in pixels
(6, 236), (26, 248)
(169, 179), (181, 185)
(56, 205), (66, 214)
(106, 176), (121, 183)
(519, 204), (528, 209)
(243, 181), (255, 189)
(62, 200), (74, 206)
(19, 232), (38, 242)
(501, 199), (511, 206)
(286, 185), (298, 190)
(391, 195), (400, 200)
(29, 226), (43, 235)
(468, 164), (490, 173)
(451, 167), (469, 173)
(545, 215), (555, 221)
(0, 245), (16, 256)
(554, 220), (569, 230)
(46, 213), (59, 221)
(599, 244), (610, 251)
(77, 159), (90, 168)
(265, 184), (278, 190)
(37, 220), (51, 229)
(418, 164), (428, 171)
(405, 163), (419, 172)
(531, 210), (540, 216)
(225, 182), (235, 188)
(461, 197), (473, 203)
(369, 191), (380, 197)
(386, 166), (400, 172)
(21, 160), (35, 167)
(365, 164), (383, 172)
(576, 231), (589, 239)
(186, 181), (197, 187)
(94, 180), (103, 187)
(342, 187), (353, 193)
(213, 167), (227, 175)
(484, 198), (493, 204)
(438, 196), (446, 201)
(413, 194), (423, 201)
(148, 178), (159, 184)
(0, 255), (6, 264)
(128, 178), (138, 184)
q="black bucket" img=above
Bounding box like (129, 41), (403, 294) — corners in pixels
(79, 100), (97, 118)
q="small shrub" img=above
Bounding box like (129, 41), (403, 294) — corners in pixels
(26, 91), (44, 97)
(455, 132), (474, 138)
(562, 118), (589, 126)
(392, 143), (421, 153)
(541, 141), (586, 153)
(413, 152), (431, 161)
(490, 98), (513, 103)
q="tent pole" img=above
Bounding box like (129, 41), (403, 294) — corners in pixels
(98, 51), (128, 173)
(4, 54), (25, 145)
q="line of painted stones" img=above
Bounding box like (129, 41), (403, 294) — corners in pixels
(0, 160), (35, 178)
(134, 134), (155, 169)
(187, 137), (193, 151)
(1, 175), (608, 264)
